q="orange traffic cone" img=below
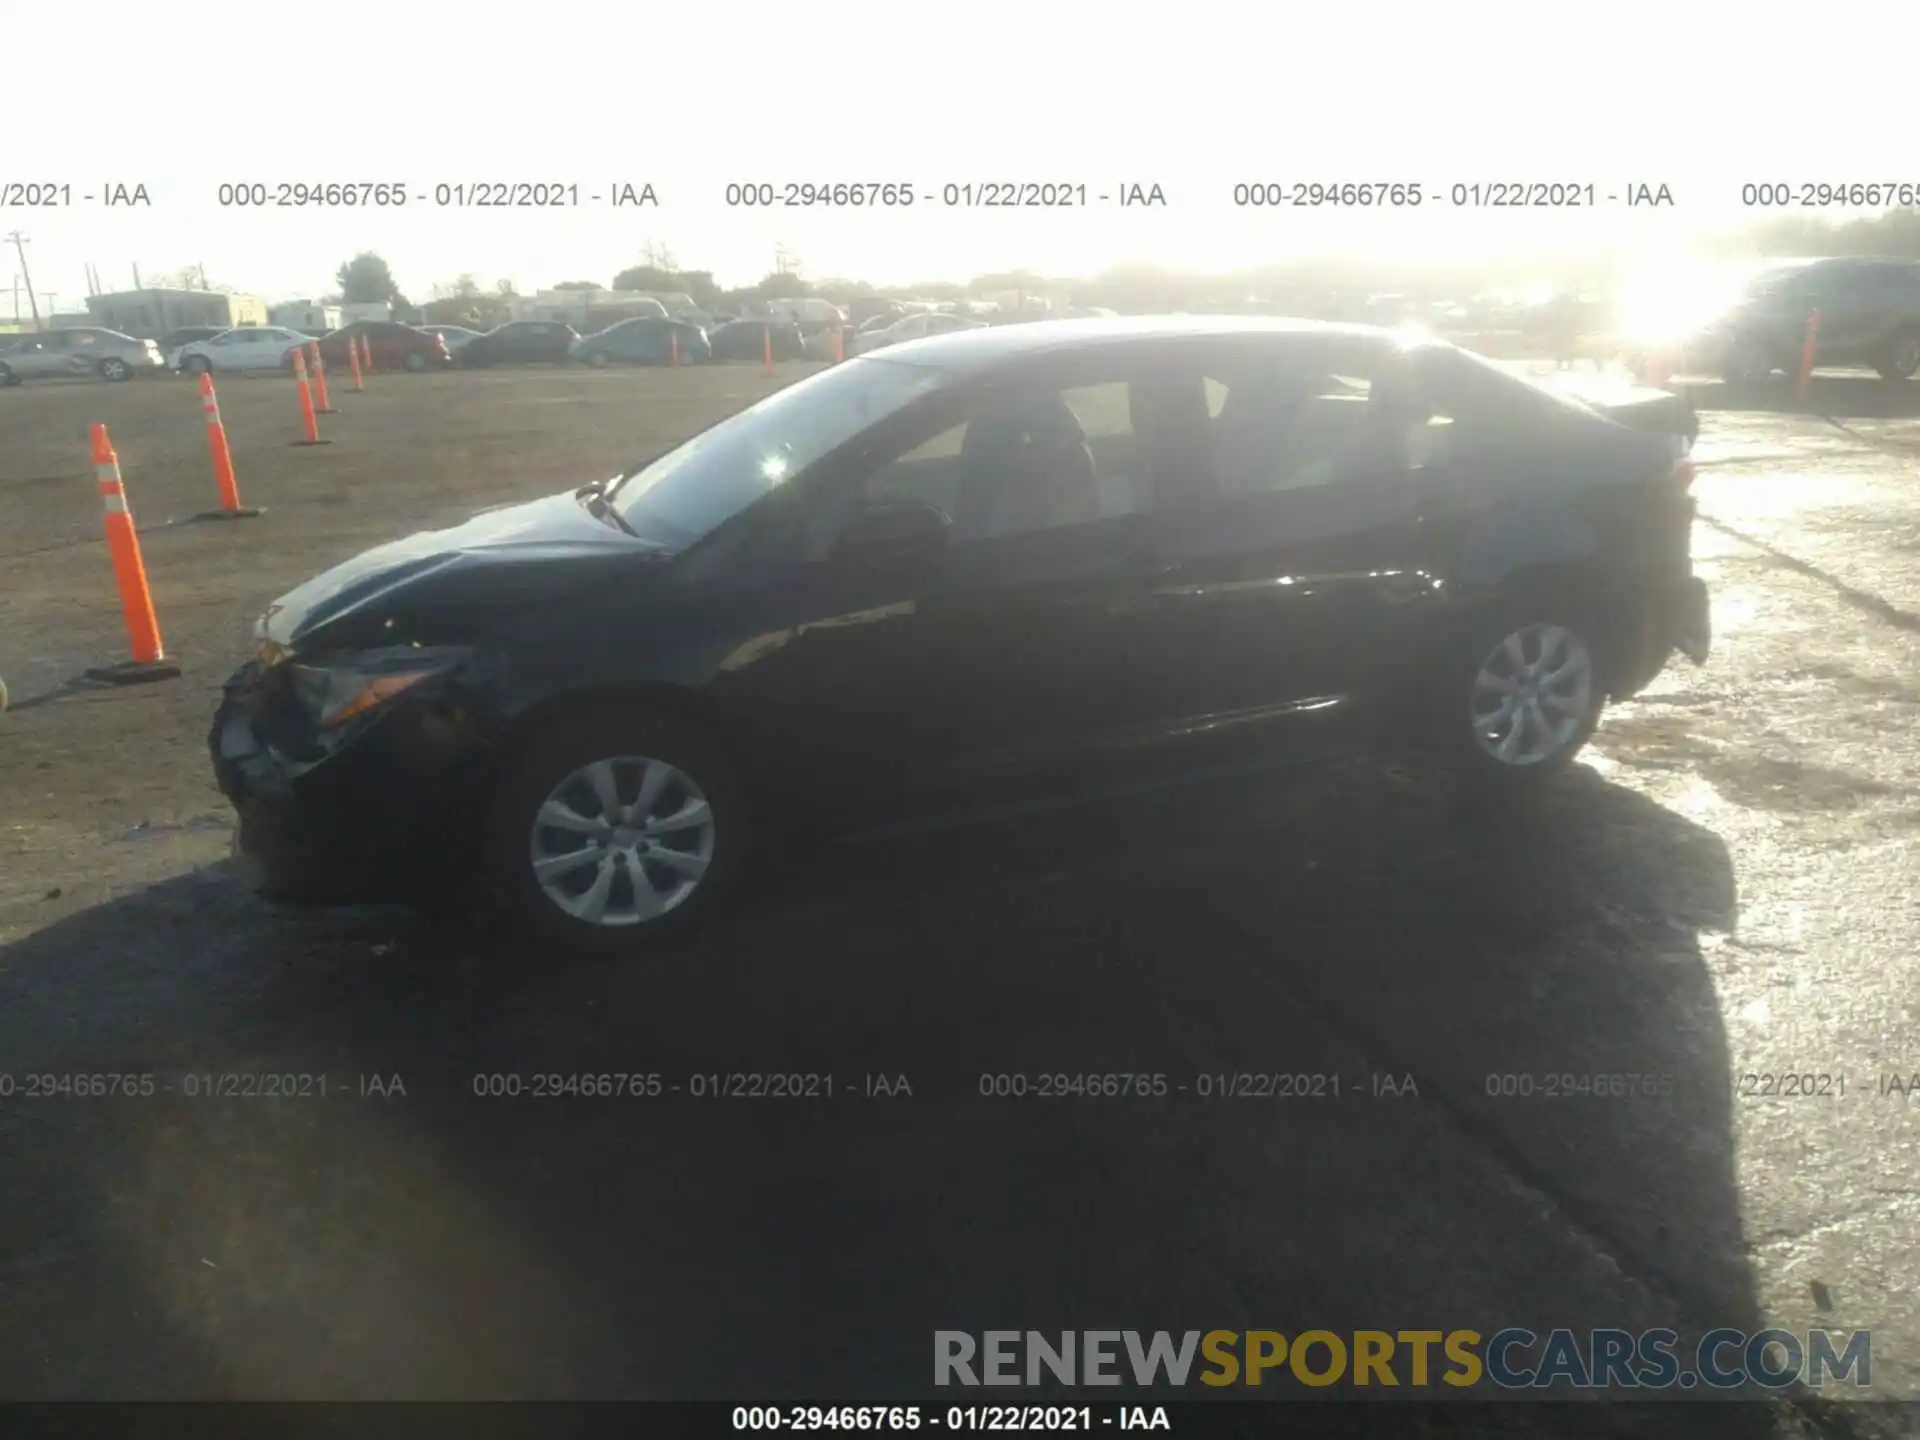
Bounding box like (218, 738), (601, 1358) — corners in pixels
(360, 333), (373, 374)
(291, 348), (330, 446)
(834, 326), (845, 364)
(762, 325), (774, 377)
(309, 341), (337, 413)
(348, 336), (364, 392)
(195, 372), (260, 519)
(85, 423), (180, 684)
(669, 330), (680, 368)
(1796, 309), (1821, 402)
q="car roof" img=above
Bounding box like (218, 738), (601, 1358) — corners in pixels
(863, 314), (1401, 372)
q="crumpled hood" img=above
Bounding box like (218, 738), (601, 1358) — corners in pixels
(258, 488), (670, 652)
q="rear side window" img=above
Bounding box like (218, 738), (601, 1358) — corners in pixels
(1206, 361), (1449, 497)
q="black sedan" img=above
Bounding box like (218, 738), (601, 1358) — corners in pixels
(707, 318), (806, 363)
(570, 318), (712, 366)
(210, 317), (1710, 950)
(455, 320), (579, 367)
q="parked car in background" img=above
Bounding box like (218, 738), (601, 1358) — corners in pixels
(849, 310), (983, 355)
(707, 319), (806, 362)
(569, 318), (711, 366)
(0, 327), (165, 384)
(765, 298), (847, 326)
(801, 323), (853, 362)
(1667, 256), (1920, 383)
(300, 321), (452, 373)
(457, 320), (580, 368)
(847, 296), (906, 325)
(421, 324), (486, 355)
(210, 317), (1709, 949)
(158, 326), (228, 354)
(173, 326), (311, 374)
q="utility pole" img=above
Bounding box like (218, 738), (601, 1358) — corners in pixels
(6, 232), (41, 330)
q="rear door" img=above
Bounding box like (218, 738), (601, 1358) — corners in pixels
(1128, 337), (1453, 756)
(1804, 265), (1883, 358)
(62, 330), (101, 375)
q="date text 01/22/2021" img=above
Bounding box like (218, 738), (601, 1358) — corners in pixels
(720, 182), (1167, 208)
(730, 1406), (1169, 1432)
(1229, 181), (1676, 208)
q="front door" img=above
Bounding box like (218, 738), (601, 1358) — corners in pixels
(709, 362), (1188, 811)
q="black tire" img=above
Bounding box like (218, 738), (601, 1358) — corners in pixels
(587, 351), (608, 368)
(0, 364), (18, 387)
(1443, 601), (1608, 796)
(1874, 329), (1920, 382)
(484, 707), (751, 952)
(403, 351), (428, 372)
(185, 354), (213, 376)
(98, 357), (131, 382)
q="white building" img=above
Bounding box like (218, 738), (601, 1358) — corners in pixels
(339, 301), (393, 324)
(269, 299), (342, 333)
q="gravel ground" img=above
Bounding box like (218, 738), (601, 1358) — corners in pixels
(0, 362), (1915, 1434)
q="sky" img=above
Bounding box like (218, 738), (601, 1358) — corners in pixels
(1, 0), (1916, 311)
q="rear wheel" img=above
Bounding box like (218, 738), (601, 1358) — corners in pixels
(98, 357), (131, 382)
(403, 351), (427, 372)
(1875, 330), (1920, 382)
(1448, 609), (1606, 793)
(0, 363), (18, 387)
(485, 709), (750, 951)
(185, 354), (213, 376)
(588, 351), (608, 368)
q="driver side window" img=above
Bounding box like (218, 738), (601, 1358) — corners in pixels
(802, 374), (1156, 560)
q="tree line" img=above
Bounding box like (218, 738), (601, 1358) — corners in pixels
(318, 208), (1920, 325)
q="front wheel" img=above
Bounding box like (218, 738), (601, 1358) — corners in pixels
(485, 710), (750, 951)
(98, 357), (131, 381)
(1449, 612), (1605, 792)
(185, 354), (213, 376)
(587, 351), (608, 368)
(1874, 330), (1920, 382)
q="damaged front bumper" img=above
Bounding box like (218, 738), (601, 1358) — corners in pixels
(209, 658), (494, 904)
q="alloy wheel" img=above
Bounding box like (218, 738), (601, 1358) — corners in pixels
(527, 754), (716, 926)
(1469, 622), (1595, 767)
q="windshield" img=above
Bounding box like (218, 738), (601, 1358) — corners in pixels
(609, 355), (953, 543)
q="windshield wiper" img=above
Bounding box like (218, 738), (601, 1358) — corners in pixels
(575, 477), (640, 537)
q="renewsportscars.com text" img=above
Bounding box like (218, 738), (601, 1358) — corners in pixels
(934, 1328), (1872, 1391)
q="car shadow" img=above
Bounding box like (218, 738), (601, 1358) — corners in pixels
(1687, 373), (1920, 422)
(0, 756), (1780, 1427)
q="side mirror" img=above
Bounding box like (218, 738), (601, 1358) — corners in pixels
(830, 500), (951, 564)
